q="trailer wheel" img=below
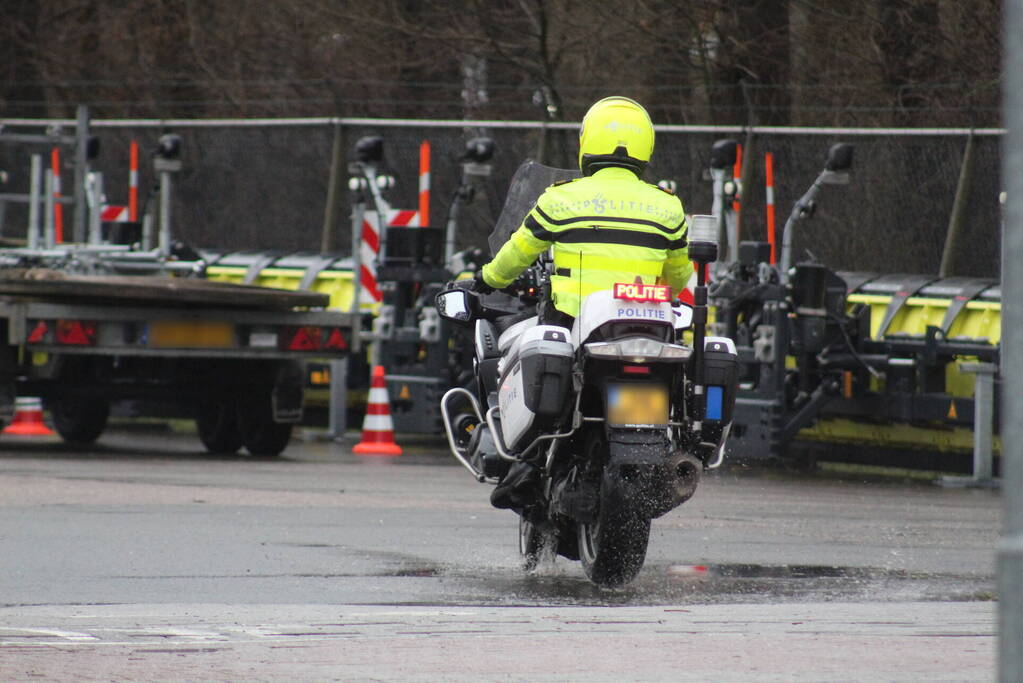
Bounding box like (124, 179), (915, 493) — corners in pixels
(236, 391), (292, 457)
(196, 400), (243, 454)
(49, 398), (109, 445)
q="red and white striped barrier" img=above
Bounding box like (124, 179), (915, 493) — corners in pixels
(360, 210), (384, 306)
(357, 141), (431, 307)
(359, 208), (422, 308)
(101, 205), (130, 222)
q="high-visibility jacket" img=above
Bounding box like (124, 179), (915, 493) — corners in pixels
(482, 166), (692, 318)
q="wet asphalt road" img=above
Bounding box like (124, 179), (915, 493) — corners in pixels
(0, 429), (1001, 681)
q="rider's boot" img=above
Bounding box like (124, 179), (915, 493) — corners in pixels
(490, 459), (542, 509)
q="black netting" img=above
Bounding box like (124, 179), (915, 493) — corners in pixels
(0, 122), (1002, 278)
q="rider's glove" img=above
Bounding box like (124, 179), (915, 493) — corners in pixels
(450, 273), (494, 295)
(472, 271), (495, 294)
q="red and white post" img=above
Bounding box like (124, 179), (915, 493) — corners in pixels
(765, 152), (776, 264)
(418, 140), (431, 227)
(732, 143), (742, 224)
(51, 148), (64, 243)
(129, 140), (139, 222)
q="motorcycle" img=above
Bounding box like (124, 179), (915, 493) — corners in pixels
(435, 161), (739, 586)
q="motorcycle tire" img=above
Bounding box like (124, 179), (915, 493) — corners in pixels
(577, 429), (651, 586)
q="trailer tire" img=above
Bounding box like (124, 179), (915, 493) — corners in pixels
(237, 391), (292, 457)
(49, 398), (109, 445)
(196, 400), (243, 454)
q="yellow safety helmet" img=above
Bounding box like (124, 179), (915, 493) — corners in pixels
(578, 96), (655, 177)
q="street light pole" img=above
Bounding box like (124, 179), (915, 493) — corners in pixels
(1000, 0), (1023, 680)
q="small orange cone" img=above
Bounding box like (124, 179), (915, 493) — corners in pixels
(3, 397), (56, 436)
(353, 365), (402, 456)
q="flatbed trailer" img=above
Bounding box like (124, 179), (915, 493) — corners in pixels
(0, 271), (353, 455)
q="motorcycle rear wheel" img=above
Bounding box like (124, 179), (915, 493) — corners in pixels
(577, 429), (651, 586)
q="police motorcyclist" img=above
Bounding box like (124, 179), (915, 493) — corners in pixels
(474, 96), (695, 509)
(475, 96), (693, 328)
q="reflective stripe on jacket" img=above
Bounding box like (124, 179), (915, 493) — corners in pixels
(482, 167), (693, 317)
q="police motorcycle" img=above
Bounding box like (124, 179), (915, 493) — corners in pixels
(436, 162), (738, 586)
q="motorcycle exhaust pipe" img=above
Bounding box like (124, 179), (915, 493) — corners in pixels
(666, 452), (703, 505)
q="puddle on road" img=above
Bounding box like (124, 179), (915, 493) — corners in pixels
(368, 560), (995, 608)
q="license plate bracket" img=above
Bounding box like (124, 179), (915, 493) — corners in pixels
(148, 320), (235, 349)
(607, 383), (668, 427)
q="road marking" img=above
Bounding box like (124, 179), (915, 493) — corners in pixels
(0, 627), (98, 641)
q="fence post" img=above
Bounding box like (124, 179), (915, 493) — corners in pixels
(27, 154), (42, 249)
(321, 121), (346, 253)
(43, 168), (55, 249)
(739, 130), (756, 247)
(1000, 0), (1023, 678)
(940, 132), (975, 277)
(71, 105), (89, 243)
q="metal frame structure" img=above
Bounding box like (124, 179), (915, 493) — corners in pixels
(1000, 0), (1022, 678)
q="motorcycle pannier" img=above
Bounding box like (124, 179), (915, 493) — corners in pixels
(699, 337), (739, 446)
(498, 325), (574, 450)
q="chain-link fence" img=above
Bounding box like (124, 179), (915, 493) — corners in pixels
(0, 118), (1003, 279)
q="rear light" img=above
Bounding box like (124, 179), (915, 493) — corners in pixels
(324, 328), (347, 350)
(622, 365), (651, 375)
(26, 321), (48, 344)
(282, 326), (323, 351)
(55, 320), (96, 346)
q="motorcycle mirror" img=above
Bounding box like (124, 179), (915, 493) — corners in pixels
(673, 303), (694, 330)
(436, 289), (477, 325)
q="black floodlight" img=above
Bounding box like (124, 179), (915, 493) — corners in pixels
(825, 143), (853, 171)
(157, 134), (181, 160)
(355, 136), (384, 163)
(462, 137), (495, 163)
(85, 135), (101, 160)
(710, 139), (738, 170)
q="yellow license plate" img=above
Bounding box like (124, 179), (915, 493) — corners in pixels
(148, 321), (235, 349)
(607, 383), (669, 426)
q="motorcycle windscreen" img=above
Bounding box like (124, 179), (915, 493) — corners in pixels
(488, 160), (581, 257)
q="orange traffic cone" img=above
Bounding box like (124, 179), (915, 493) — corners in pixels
(352, 365), (402, 456)
(3, 397), (56, 436)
